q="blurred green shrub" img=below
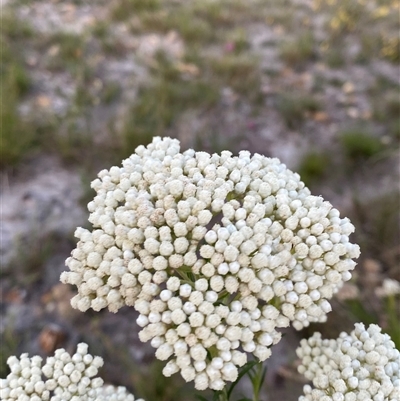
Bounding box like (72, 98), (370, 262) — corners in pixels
(0, 36), (33, 168)
(339, 130), (384, 160)
(279, 32), (315, 67)
(298, 152), (330, 187)
(277, 92), (321, 128)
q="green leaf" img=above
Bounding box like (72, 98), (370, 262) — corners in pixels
(260, 366), (267, 388)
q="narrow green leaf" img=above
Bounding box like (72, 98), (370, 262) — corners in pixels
(260, 366), (267, 387)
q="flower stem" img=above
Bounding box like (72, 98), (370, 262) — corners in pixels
(217, 388), (229, 401)
(206, 388), (229, 401)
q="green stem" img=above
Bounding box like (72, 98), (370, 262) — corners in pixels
(212, 387), (229, 401)
(216, 388), (229, 401)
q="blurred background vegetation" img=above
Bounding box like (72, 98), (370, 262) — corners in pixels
(1, 0), (399, 400)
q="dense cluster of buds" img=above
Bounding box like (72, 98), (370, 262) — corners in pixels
(297, 323), (400, 401)
(0, 343), (140, 401)
(61, 137), (360, 389)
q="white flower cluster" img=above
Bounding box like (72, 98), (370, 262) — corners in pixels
(96, 385), (141, 401)
(0, 343), (141, 401)
(61, 137), (360, 389)
(297, 323), (400, 401)
(375, 278), (400, 298)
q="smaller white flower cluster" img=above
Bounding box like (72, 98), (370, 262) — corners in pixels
(296, 323), (400, 401)
(0, 343), (142, 401)
(375, 278), (400, 298)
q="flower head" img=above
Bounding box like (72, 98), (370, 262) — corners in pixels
(297, 323), (400, 401)
(0, 343), (141, 401)
(61, 137), (360, 389)
(375, 278), (400, 298)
